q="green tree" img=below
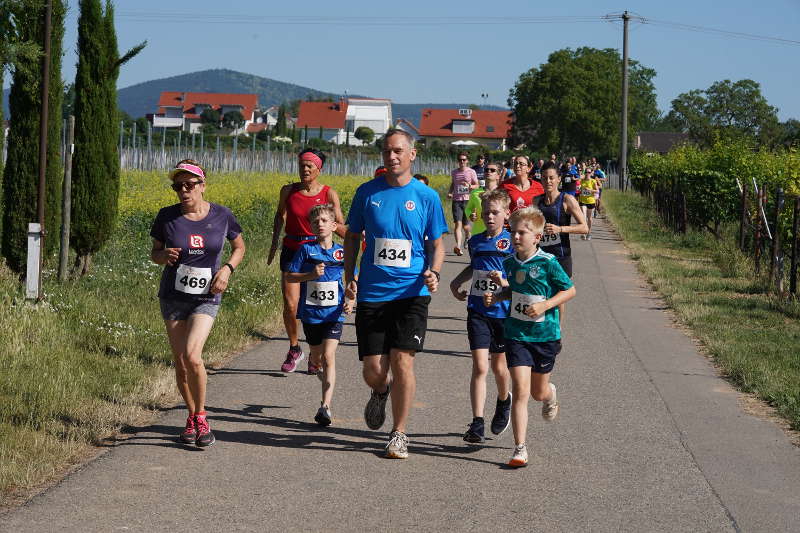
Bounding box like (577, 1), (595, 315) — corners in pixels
(354, 126), (375, 145)
(199, 107), (220, 126)
(2, 0), (66, 272)
(666, 79), (779, 147)
(70, 0), (144, 275)
(508, 47), (659, 159)
(275, 104), (287, 136)
(222, 110), (244, 130)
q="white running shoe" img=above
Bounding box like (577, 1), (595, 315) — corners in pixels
(508, 444), (528, 468)
(385, 431), (409, 459)
(542, 383), (559, 421)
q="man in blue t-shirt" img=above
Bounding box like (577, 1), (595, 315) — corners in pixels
(344, 128), (448, 459)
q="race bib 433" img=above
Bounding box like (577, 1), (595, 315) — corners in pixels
(305, 281), (339, 306)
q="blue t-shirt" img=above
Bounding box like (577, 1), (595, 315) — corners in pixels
(150, 203), (242, 304)
(346, 176), (449, 302)
(466, 230), (513, 318)
(287, 242), (346, 324)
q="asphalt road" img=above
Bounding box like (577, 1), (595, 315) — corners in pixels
(2, 218), (799, 532)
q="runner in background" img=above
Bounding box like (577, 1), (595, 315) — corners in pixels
(471, 154), (487, 187)
(150, 159), (246, 448)
(466, 162), (502, 235)
(448, 152), (479, 256)
(268, 148), (346, 373)
(344, 129), (447, 459)
(593, 164), (607, 217)
(578, 170), (599, 240)
(502, 155), (544, 213)
(538, 161), (588, 320)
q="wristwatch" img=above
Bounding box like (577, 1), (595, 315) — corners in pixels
(224, 262), (235, 274)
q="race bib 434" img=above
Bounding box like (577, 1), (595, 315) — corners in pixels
(374, 237), (411, 268)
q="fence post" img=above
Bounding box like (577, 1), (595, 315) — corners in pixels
(791, 197), (799, 296)
(754, 185), (763, 274)
(770, 188), (784, 293)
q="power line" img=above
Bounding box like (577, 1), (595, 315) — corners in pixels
(115, 10), (800, 46)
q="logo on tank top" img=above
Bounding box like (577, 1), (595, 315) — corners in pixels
(333, 249), (344, 261)
(405, 200), (416, 211)
(496, 238), (511, 251)
(189, 235), (205, 248)
(516, 197), (525, 208)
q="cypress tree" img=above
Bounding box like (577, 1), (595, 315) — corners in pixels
(1, 0), (65, 273)
(275, 105), (287, 136)
(70, 0), (143, 275)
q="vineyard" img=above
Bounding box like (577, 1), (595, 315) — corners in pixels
(628, 141), (800, 296)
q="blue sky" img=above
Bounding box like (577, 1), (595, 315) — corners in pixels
(49, 0), (800, 120)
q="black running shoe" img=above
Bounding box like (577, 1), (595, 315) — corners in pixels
(463, 417), (485, 444)
(491, 392), (512, 435)
(315, 405), (332, 426)
(364, 384), (390, 430)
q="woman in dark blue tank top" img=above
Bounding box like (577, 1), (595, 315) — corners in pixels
(536, 162), (588, 278)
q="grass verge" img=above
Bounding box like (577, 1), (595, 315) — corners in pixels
(603, 190), (800, 431)
(0, 171), (450, 505)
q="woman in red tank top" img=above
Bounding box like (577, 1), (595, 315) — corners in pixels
(502, 155), (544, 212)
(268, 149), (346, 371)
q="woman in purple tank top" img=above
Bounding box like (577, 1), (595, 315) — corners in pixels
(150, 159), (246, 448)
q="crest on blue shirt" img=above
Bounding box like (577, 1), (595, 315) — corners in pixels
(496, 238), (511, 251)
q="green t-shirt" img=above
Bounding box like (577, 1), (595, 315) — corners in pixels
(465, 187), (485, 234)
(503, 248), (573, 342)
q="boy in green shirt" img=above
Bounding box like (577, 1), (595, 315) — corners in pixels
(484, 206), (575, 467)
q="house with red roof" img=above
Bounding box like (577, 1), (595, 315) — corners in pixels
(296, 97), (392, 145)
(150, 92), (259, 135)
(418, 108), (511, 150)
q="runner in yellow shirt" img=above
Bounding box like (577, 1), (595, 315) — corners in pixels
(578, 171), (598, 240)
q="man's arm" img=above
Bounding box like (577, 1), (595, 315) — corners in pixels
(343, 230), (362, 299)
(422, 236), (444, 293)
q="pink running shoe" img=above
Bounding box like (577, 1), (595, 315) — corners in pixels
(194, 412), (215, 448)
(308, 358), (321, 376)
(281, 347), (305, 373)
(179, 414), (196, 444)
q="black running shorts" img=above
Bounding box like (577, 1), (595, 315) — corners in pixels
(355, 296), (431, 359)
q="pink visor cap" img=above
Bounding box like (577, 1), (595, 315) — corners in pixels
(169, 163), (206, 180)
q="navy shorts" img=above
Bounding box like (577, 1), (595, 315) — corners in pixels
(159, 298), (219, 321)
(302, 321), (343, 346)
(279, 245), (297, 272)
(506, 339), (561, 374)
(467, 309), (506, 353)
(355, 296), (430, 359)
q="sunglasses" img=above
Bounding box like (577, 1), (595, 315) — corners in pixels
(171, 180), (204, 192)
(458, 158), (468, 162)
(486, 168), (499, 173)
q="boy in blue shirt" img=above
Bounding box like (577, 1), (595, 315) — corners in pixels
(450, 189), (513, 444)
(287, 204), (353, 426)
(485, 206), (575, 467)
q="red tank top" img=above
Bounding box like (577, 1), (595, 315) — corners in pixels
(502, 179), (544, 212)
(283, 184), (330, 250)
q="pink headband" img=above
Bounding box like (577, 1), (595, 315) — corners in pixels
(170, 163), (205, 180)
(300, 152), (323, 170)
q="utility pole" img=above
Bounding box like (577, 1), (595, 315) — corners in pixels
(33, 0), (53, 300)
(619, 10), (630, 191)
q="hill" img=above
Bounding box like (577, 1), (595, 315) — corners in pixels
(2, 69), (507, 127)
